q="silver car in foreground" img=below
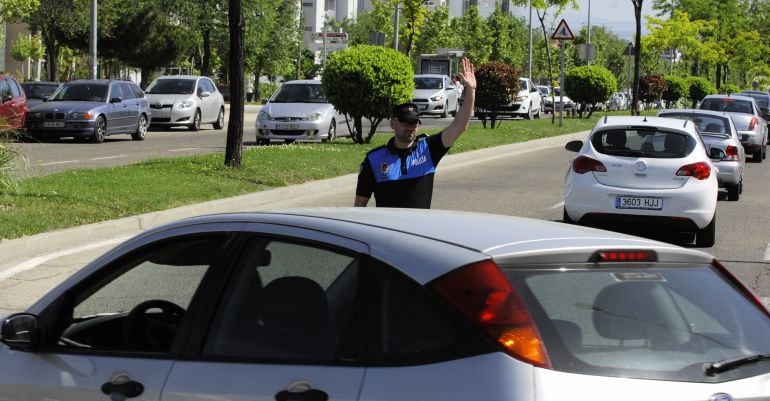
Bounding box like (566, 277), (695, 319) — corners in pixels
(2, 208), (768, 401)
(145, 75), (225, 131)
(658, 109), (745, 201)
(699, 94), (768, 162)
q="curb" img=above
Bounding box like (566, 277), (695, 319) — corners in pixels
(0, 130), (589, 270)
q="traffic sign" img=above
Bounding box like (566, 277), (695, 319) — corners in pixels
(551, 19), (575, 41)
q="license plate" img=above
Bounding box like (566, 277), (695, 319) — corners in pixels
(43, 121), (65, 128)
(615, 196), (663, 210)
(276, 123), (299, 130)
(419, 104), (427, 110)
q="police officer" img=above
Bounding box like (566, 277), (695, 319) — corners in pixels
(354, 57), (476, 208)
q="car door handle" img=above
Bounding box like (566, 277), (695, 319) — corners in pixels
(101, 374), (144, 398)
(275, 389), (328, 401)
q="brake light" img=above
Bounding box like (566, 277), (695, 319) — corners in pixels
(676, 162), (711, 180)
(428, 260), (550, 368)
(591, 250), (658, 262)
(724, 145), (739, 161)
(748, 116), (758, 131)
(572, 155), (607, 174)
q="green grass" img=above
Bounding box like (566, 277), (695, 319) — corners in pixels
(0, 113), (609, 240)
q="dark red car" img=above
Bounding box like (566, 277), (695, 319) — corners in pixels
(0, 74), (28, 130)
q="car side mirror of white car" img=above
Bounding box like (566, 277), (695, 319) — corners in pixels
(565, 140), (583, 152)
(1, 313), (41, 351)
(709, 148), (726, 160)
(200, 91), (211, 98)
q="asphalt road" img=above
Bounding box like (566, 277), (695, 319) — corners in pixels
(1, 137), (768, 315)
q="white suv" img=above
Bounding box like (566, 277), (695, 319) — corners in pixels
(500, 77), (543, 119)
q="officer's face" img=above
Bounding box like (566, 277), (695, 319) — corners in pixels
(391, 118), (419, 144)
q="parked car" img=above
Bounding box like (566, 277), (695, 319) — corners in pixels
(256, 79), (342, 145)
(500, 77), (543, 119)
(564, 116), (719, 247)
(739, 90), (770, 133)
(607, 92), (629, 111)
(544, 86), (575, 114)
(699, 94), (768, 162)
(24, 79), (150, 143)
(20, 81), (60, 109)
(2, 208), (769, 401)
(537, 85), (551, 98)
(412, 74), (459, 118)
(658, 109), (745, 201)
(0, 74), (28, 130)
(145, 75), (225, 131)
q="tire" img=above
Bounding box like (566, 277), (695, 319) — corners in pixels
(322, 119), (336, 143)
(753, 147), (763, 163)
(525, 103), (533, 120)
(726, 182), (740, 201)
(213, 107), (225, 129)
(534, 102), (543, 119)
(451, 100), (458, 117)
(188, 110), (201, 131)
(92, 116), (106, 143)
(131, 114), (147, 141)
(256, 138), (269, 146)
(695, 216), (716, 248)
(562, 207), (574, 224)
(441, 102), (449, 118)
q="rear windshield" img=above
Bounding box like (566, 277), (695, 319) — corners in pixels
(742, 93), (769, 108)
(659, 113), (731, 136)
(700, 98), (755, 114)
(503, 264), (770, 382)
(591, 129), (696, 158)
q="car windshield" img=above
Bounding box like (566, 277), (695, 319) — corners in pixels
(414, 77), (443, 90)
(49, 83), (108, 102)
(270, 83), (328, 103)
(659, 113), (731, 136)
(591, 128), (695, 158)
(503, 264), (770, 382)
(146, 79), (196, 95)
(22, 83), (59, 99)
(700, 98), (755, 115)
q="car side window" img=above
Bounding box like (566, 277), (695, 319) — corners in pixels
(0, 79), (10, 101)
(202, 79), (215, 93)
(56, 235), (227, 353)
(109, 84), (125, 101)
(202, 237), (359, 362)
(119, 83), (136, 100)
(8, 78), (21, 97)
(132, 83), (145, 98)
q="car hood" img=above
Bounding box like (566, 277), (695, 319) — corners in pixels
(145, 94), (193, 105)
(29, 100), (106, 113)
(413, 89), (445, 99)
(262, 102), (333, 118)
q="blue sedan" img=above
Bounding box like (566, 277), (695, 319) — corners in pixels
(25, 79), (152, 143)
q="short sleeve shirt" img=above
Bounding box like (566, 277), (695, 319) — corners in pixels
(356, 132), (450, 208)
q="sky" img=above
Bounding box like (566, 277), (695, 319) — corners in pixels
(508, 0), (660, 41)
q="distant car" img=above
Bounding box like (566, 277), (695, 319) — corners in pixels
(699, 94), (768, 162)
(412, 74), (459, 118)
(145, 75), (225, 131)
(500, 77), (542, 119)
(256, 79), (342, 145)
(607, 92), (628, 111)
(564, 116), (719, 247)
(739, 90), (770, 133)
(2, 208), (769, 401)
(544, 86), (575, 114)
(658, 109), (745, 201)
(24, 79), (150, 143)
(0, 74), (28, 130)
(20, 81), (60, 109)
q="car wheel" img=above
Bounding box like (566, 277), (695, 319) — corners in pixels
(284, 139), (295, 144)
(213, 107), (225, 129)
(525, 103), (533, 120)
(763, 144), (767, 160)
(92, 116), (106, 143)
(726, 182), (740, 201)
(534, 102), (543, 119)
(562, 207), (574, 224)
(441, 102), (449, 118)
(188, 110), (201, 131)
(322, 119), (336, 143)
(131, 114), (148, 141)
(753, 147), (763, 163)
(256, 138), (270, 146)
(451, 100), (458, 117)
(695, 216), (716, 248)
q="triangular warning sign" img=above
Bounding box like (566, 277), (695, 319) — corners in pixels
(551, 19), (575, 40)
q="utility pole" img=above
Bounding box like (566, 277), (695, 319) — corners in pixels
(393, 4), (400, 51)
(527, 0), (532, 80)
(89, 0), (97, 79)
(585, 0), (591, 64)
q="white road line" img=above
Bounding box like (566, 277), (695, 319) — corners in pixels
(548, 201), (565, 210)
(170, 148), (199, 152)
(92, 155), (128, 161)
(0, 237), (130, 283)
(765, 243), (770, 261)
(38, 160), (79, 166)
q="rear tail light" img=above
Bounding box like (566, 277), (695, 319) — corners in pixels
(428, 260), (550, 368)
(572, 155), (607, 174)
(676, 162), (711, 180)
(724, 145), (740, 161)
(748, 116), (758, 131)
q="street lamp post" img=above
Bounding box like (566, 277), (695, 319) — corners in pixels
(527, 0), (532, 80)
(625, 42), (633, 99)
(585, 0), (591, 65)
(89, 0), (97, 79)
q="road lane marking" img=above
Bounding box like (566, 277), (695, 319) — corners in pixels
(92, 155), (128, 161)
(0, 236), (131, 283)
(170, 148), (199, 152)
(38, 160), (79, 166)
(548, 201), (564, 210)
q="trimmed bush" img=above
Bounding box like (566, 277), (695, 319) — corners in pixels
(475, 61), (520, 128)
(662, 75), (688, 108)
(564, 65), (616, 118)
(687, 76), (716, 108)
(719, 84), (741, 95)
(640, 75), (667, 104)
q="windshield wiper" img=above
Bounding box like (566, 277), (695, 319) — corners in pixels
(703, 353), (770, 375)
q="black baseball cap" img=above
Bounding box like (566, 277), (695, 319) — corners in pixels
(392, 102), (421, 123)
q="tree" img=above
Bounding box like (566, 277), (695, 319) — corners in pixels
(631, 0), (644, 115)
(413, 6), (453, 58)
(487, 3), (528, 68)
(10, 33), (44, 80)
(474, 61), (520, 129)
(662, 75), (687, 108)
(687, 75), (715, 108)
(0, 0), (39, 42)
(450, 5), (493, 64)
(224, 0), (245, 168)
(564, 65), (616, 118)
(398, 0), (427, 57)
(341, 0), (393, 47)
(321, 45), (413, 144)
(639, 75), (667, 105)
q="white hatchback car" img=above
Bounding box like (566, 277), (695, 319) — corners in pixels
(564, 116), (719, 247)
(145, 75), (225, 131)
(2, 208), (769, 401)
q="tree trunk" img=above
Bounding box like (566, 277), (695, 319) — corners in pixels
(224, 0), (245, 168)
(201, 28), (212, 76)
(632, 1), (643, 116)
(536, 11), (555, 124)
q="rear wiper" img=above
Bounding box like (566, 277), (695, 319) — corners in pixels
(703, 353), (770, 375)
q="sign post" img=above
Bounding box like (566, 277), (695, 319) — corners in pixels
(551, 19), (575, 127)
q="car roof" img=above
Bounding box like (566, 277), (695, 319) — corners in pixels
(658, 108), (732, 118)
(66, 79), (131, 85)
(592, 115), (700, 134)
(21, 81), (60, 86)
(124, 208), (713, 282)
(414, 74), (447, 78)
(739, 90), (769, 96)
(703, 94), (756, 102)
(282, 79), (321, 84)
(155, 75), (207, 80)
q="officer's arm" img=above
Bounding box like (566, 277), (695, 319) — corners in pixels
(442, 57), (477, 148)
(354, 195), (370, 207)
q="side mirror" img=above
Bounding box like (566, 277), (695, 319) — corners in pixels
(199, 91), (211, 98)
(709, 147), (726, 160)
(531, 87), (538, 93)
(109, 97), (123, 103)
(1, 313), (40, 351)
(565, 140), (583, 152)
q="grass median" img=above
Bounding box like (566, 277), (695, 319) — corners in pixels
(0, 113), (607, 240)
